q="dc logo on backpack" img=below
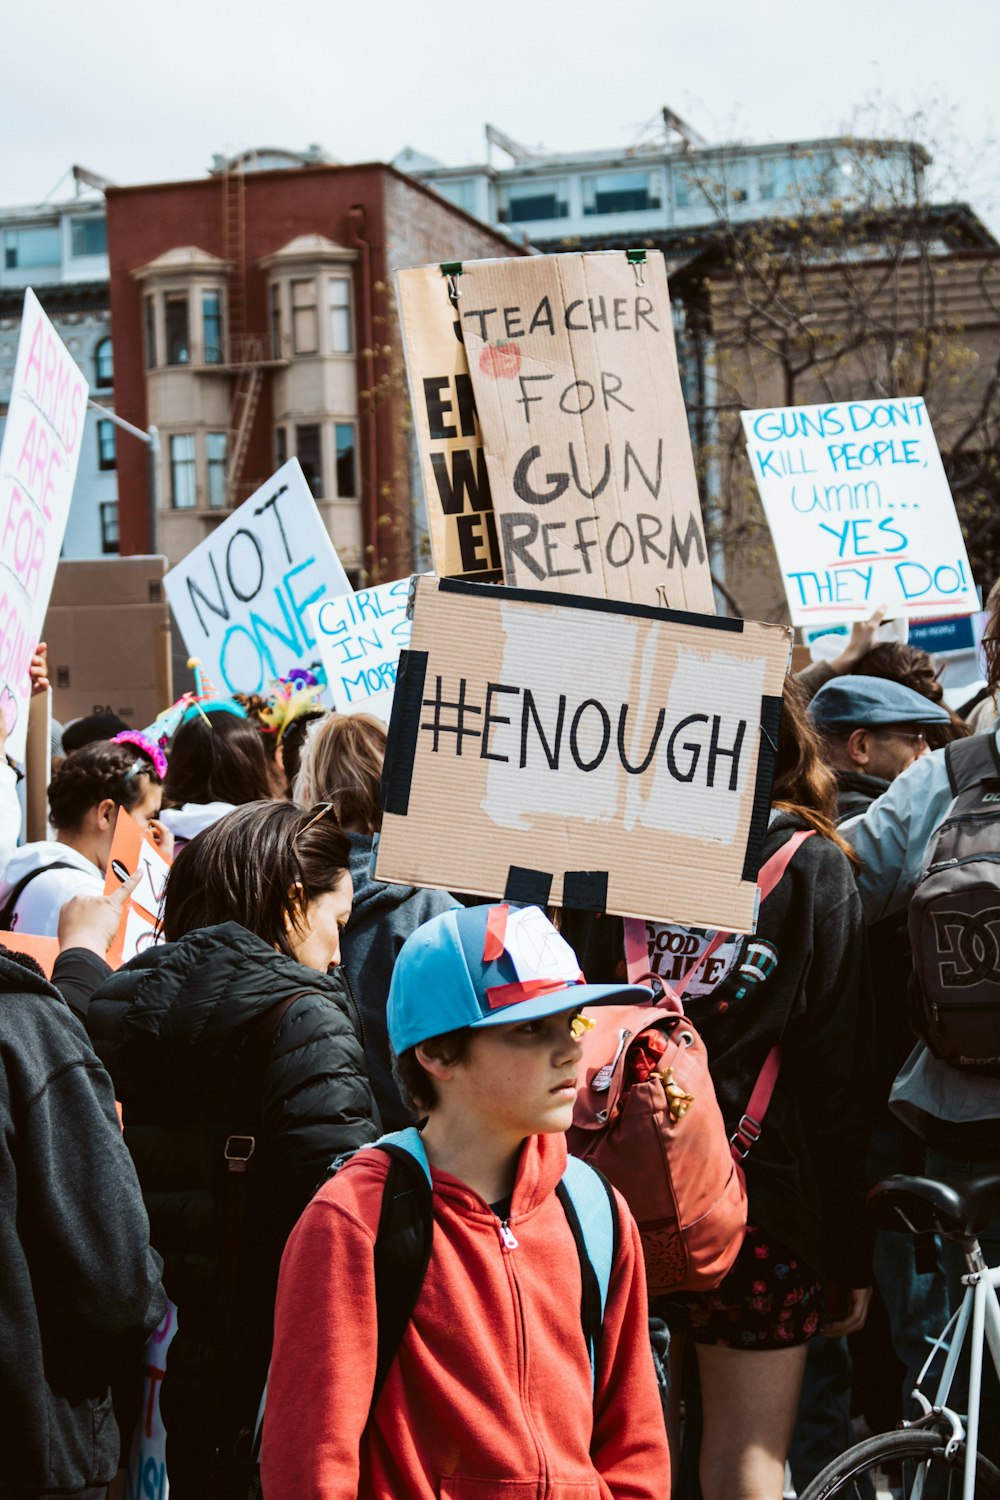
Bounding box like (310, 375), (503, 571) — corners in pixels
(931, 907), (1000, 989)
(911, 735), (1000, 1072)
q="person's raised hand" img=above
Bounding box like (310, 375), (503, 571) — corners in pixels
(829, 610), (887, 673)
(29, 643), (50, 697)
(57, 870), (141, 957)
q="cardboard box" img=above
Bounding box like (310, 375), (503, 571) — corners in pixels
(44, 556), (172, 730)
(375, 577), (791, 931)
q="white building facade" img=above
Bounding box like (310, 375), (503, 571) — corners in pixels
(0, 177), (119, 559)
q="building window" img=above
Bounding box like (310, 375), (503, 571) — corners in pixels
(202, 291), (224, 364)
(296, 424), (323, 497)
(335, 423), (357, 497)
(291, 279), (318, 355)
(97, 419), (116, 471)
(758, 157), (776, 201)
(434, 178), (478, 215)
(4, 225), (61, 269)
(170, 434), (197, 508)
(581, 171), (661, 216)
(100, 501), (119, 555)
(144, 295), (157, 369)
(165, 294), (190, 365)
(269, 284), (282, 358)
(94, 337), (113, 389)
(275, 425), (287, 468)
(497, 179), (569, 224)
(206, 432), (228, 509)
(329, 277), (353, 354)
(70, 217), (107, 257)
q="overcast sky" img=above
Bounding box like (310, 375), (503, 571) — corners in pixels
(5, 0), (998, 228)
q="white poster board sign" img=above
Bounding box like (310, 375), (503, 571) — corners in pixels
(164, 460), (352, 695)
(741, 398), (978, 626)
(0, 289), (88, 759)
(307, 576), (413, 724)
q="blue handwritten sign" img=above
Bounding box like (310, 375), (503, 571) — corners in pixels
(741, 399), (977, 625)
(164, 460), (352, 695)
(308, 576), (413, 723)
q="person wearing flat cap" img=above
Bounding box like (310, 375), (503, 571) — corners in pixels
(809, 675), (952, 822)
(806, 673), (953, 1446)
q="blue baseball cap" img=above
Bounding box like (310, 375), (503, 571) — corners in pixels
(809, 675), (952, 732)
(387, 903), (653, 1054)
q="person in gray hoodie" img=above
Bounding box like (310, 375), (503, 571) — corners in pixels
(294, 711), (458, 1129)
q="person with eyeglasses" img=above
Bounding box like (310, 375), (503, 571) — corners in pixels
(0, 740), (167, 941)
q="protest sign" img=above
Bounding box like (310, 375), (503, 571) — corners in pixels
(397, 266), (502, 582)
(375, 577), (790, 931)
(163, 459), (351, 696)
(103, 807), (171, 966)
(456, 250), (715, 612)
(0, 289), (88, 759)
(0, 930), (58, 975)
(307, 576), (413, 723)
(126, 1301), (177, 1500)
(741, 398), (978, 626)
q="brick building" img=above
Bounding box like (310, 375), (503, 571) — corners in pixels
(106, 154), (518, 581)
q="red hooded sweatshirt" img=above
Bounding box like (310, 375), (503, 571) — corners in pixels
(261, 1131), (669, 1499)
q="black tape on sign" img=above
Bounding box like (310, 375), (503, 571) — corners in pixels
(741, 694), (784, 883)
(504, 867), (553, 906)
(438, 576), (743, 634)
(563, 871), (609, 913)
(380, 649), (428, 818)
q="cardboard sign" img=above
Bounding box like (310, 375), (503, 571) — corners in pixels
(375, 577), (790, 931)
(102, 807), (172, 966)
(0, 930), (58, 976)
(741, 398), (978, 625)
(164, 460), (352, 696)
(0, 289), (89, 759)
(307, 576), (413, 724)
(396, 267), (502, 582)
(457, 251), (715, 612)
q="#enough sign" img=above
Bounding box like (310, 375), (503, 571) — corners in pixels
(375, 578), (790, 931)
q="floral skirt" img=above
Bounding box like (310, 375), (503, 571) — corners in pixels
(664, 1222), (824, 1350)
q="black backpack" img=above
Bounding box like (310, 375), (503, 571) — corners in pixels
(0, 863), (77, 931)
(910, 733), (1000, 1072)
(246, 1128), (619, 1497)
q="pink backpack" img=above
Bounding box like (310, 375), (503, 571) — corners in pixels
(566, 831), (812, 1296)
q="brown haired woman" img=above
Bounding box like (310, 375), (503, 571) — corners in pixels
(86, 800), (381, 1500)
(294, 712), (459, 1129)
(0, 740), (167, 936)
(646, 676), (873, 1500)
(160, 704), (276, 846)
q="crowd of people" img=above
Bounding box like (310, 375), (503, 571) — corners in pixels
(3, 598), (1000, 1500)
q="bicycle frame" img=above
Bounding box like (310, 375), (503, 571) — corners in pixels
(910, 1248), (1000, 1500)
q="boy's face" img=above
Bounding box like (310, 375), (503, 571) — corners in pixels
(446, 1008), (584, 1147)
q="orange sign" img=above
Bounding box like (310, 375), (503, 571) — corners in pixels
(103, 808), (172, 966)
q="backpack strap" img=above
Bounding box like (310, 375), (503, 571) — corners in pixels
(730, 1045), (782, 1161)
(944, 732), (1000, 796)
(0, 861), (78, 931)
(556, 1156), (619, 1392)
(367, 1130), (435, 1407)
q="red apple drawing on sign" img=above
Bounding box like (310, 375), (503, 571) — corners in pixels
(479, 341), (522, 379)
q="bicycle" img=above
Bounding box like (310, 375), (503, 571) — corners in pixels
(800, 1172), (1000, 1500)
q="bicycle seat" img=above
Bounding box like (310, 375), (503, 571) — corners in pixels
(867, 1173), (1000, 1239)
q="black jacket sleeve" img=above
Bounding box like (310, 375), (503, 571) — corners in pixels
(52, 947), (113, 1021)
(782, 850), (874, 1287)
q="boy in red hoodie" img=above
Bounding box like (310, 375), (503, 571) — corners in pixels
(261, 902), (669, 1499)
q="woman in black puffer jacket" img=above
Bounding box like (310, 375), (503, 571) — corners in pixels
(87, 801), (381, 1500)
